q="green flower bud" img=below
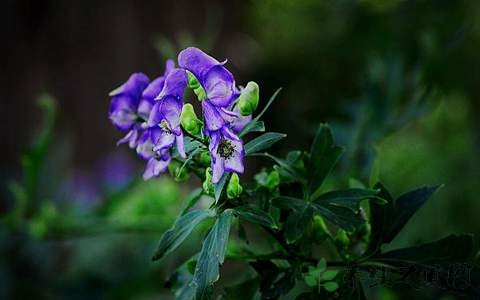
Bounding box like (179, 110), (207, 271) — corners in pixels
(237, 81), (259, 116)
(199, 151), (211, 167)
(168, 161), (190, 182)
(180, 103), (201, 135)
(266, 170), (280, 190)
(227, 173), (243, 199)
(187, 71), (207, 101)
(187, 71), (200, 89)
(335, 229), (350, 249)
(203, 167), (214, 195)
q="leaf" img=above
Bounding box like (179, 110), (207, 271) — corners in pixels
(322, 270), (338, 280)
(273, 196), (365, 231)
(385, 185), (441, 242)
(308, 124), (345, 199)
(378, 234), (474, 264)
(317, 258), (326, 272)
(308, 266), (318, 277)
(260, 153), (305, 183)
(323, 281), (339, 292)
(188, 210), (233, 299)
(285, 205), (314, 243)
(181, 188), (204, 215)
(304, 275), (318, 286)
(234, 206), (278, 229)
(239, 120), (265, 137)
(313, 188), (380, 212)
(255, 87), (282, 121)
(214, 173), (230, 203)
(312, 202), (365, 231)
(245, 132), (286, 155)
(151, 209), (215, 261)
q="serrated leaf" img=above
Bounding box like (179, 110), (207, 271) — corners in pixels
(188, 210), (233, 299)
(385, 185), (441, 242)
(313, 188), (380, 212)
(317, 258), (326, 272)
(152, 209), (215, 261)
(308, 124), (345, 199)
(312, 202), (365, 231)
(304, 275), (317, 286)
(308, 266), (318, 277)
(323, 281), (339, 292)
(260, 153), (306, 183)
(322, 270), (338, 280)
(273, 196), (365, 231)
(234, 206), (278, 229)
(245, 132), (286, 155)
(285, 205), (314, 243)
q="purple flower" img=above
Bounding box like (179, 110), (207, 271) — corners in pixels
(230, 104), (252, 133)
(135, 127), (172, 180)
(178, 47), (241, 132)
(108, 73), (149, 131)
(110, 60), (175, 148)
(138, 68), (187, 180)
(209, 127), (245, 183)
(147, 68), (187, 158)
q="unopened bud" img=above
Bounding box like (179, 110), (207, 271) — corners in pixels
(199, 151), (211, 167)
(180, 103), (201, 135)
(187, 71), (207, 101)
(227, 173), (243, 199)
(237, 81), (259, 116)
(266, 170), (280, 190)
(203, 167), (214, 195)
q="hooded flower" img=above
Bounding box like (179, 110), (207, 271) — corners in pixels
(178, 47), (241, 132)
(110, 60), (175, 148)
(137, 68), (187, 180)
(146, 68), (187, 159)
(135, 127), (172, 180)
(108, 73), (149, 132)
(209, 127), (245, 183)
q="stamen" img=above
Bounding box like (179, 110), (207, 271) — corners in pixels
(160, 120), (172, 134)
(217, 139), (235, 159)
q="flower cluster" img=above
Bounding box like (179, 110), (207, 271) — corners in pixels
(108, 47), (259, 184)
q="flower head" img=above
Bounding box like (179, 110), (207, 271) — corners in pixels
(147, 68), (187, 159)
(108, 73), (149, 131)
(110, 61), (175, 148)
(209, 127), (245, 183)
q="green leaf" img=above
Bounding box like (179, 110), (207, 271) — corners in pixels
(181, 188), (204, 215)
(234, 206), (278, 229)
(285, 205), (314, 243)
(308, 124), (345, 199)
(239, 120), (265, 137)
(273, 196), (365, 231)
(308, 266), (318, 277)
(304, 275), (317, 286)
(317, 258), (326, 272)
(312, 202), (365, 231)
(378, 234), (474, 264)
(321, 270), (338, 280)
(385, 185), (441, 242)
(261, 153), (306, 183)
(313, 188), (380, 212)
(255, 87), (282, 121)
(323, 281), (339, 292)
(188, 210), (233, 299)
(151, 209), (215, 261)
(245, 132), (286, 155)
(214, 173), (230, 203)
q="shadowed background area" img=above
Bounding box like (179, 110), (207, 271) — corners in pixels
(1, 0), (480, 299)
